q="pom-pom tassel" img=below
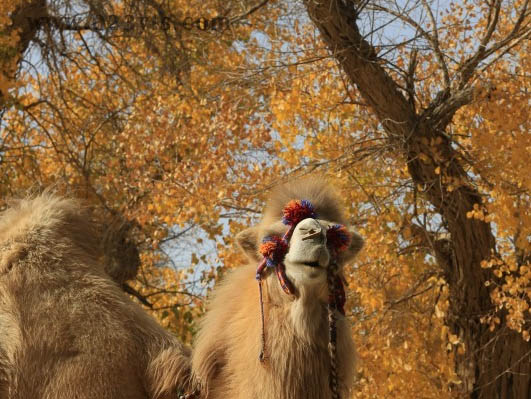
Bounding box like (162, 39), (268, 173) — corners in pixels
(326, 224), (351, 252)
(282, 199), (317, 226)
(259, 236), (289, 268)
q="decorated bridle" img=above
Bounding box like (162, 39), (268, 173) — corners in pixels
(255, 199), (351, 399)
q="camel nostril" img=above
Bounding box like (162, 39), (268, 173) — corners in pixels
(302, 228), (325, 242)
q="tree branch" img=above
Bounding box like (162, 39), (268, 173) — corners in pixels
(230, 0), (270, 23)
(122, 282), (153, 309)
(458, 0), (530, 88)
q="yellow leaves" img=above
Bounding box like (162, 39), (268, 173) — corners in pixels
(347, 212), (456, 398)
(434, 303), (446, 319)
(447, 333), (460, 345)
(0, 71), (14, 97)
(488, 316), (501, 332)
(0, 1), (24, 101)
(479, 254), (531, 341)
(191, 253), (199, 265)
(0, 0), (294, 342)
(401, 226), (413, 240)
(418, 152), (430, 163)
(466, 203), (489, 221)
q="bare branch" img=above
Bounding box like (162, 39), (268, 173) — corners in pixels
(122, 282), (153, 308)
(368, 2), (450, 88)
(406, 48), (418, 109)
(420, 0), (450, 87)
(159, 225), (196, 244)
(459, 0), (530, 87)
(230, 0), (270, 23)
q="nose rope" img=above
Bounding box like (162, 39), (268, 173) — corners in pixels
(327, 257), (341, 399)
(255, 200), (351, 399)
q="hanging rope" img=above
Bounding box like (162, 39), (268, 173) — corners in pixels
(325, 225), (351, 399)
(327, 261), (341, 399)
(258, 277), (267, 362)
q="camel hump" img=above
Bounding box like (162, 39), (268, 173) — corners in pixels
(0, 193), (100, 261)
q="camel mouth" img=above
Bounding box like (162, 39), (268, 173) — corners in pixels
(302, 261), (321, 268)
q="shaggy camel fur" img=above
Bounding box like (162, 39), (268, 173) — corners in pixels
(0, 194), (191, 399)
(191, 179), (363, 399)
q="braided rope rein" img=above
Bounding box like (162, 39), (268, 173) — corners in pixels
(258, 277), (267, 362)
(327, 259), (341, 399)
(326, 226), (349, 399)
(326, 223), (349, 398)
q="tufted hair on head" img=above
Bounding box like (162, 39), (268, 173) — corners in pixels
(261, 176), (347, 228)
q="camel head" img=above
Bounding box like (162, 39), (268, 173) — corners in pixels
(236, 178), (363, 301)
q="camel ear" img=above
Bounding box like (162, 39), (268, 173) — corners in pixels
(343, 229), (364, 262)
(236, 227), (261, 261)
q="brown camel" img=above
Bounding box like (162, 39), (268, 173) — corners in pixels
(191, 178), (363, 399)
(0, 194), (191, 399)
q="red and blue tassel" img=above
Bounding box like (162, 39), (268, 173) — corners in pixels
(282, 199), (317, 226)
(259, 235), (289, 268)
(326, 224), (351, 252)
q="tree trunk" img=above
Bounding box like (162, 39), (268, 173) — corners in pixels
(302, 1), (530, 397)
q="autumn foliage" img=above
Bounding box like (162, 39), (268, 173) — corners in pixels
(0, 0), (529, 398)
